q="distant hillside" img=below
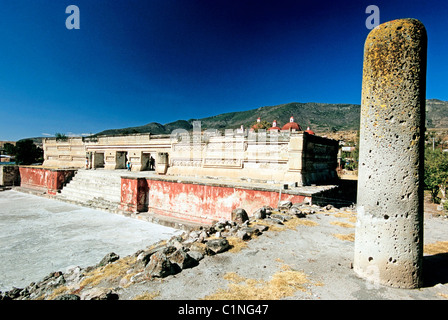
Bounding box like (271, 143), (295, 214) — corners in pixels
(95, 99), (448, 136)
(96, 102), (361, 136)
(426, 99), (448, 128)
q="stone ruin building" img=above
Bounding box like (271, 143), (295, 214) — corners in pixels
(16, 119), (339, 226)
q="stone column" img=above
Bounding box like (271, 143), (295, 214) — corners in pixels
(354, 19), (427, 288)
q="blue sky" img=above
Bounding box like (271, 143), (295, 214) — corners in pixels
(1, 0), (447, 141)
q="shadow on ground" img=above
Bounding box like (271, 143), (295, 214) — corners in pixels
(423, 253), (448, 287)
(313, 178), (358, 208)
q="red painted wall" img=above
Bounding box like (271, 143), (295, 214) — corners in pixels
(120, 177), (309, 225)
(19, 167), (75, 195)
(120, 177), (148, 213)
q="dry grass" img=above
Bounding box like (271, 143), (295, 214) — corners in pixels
(133, 291), (161, 300)
(80, 256), (137, 288)
(47, 286), (70, 300)
(284, 218), (318, 228)
(249, 217), (318, 232)
(424, 241), (448, 255)
(223, 272), (248, 283)
(249, 220), (285, 232)
(227, 236), (250, 253)
(203, 264), (312, 300)
(332, 233), (355, 242)
(207, 217), (316, 253)
(205, 234), (251, 253)
(330, 221), (355, 228)
(333, 212), (357, 223)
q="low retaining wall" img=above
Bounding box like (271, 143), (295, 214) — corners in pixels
(120, 176), (311, 225)
(19, 166), (76, 195)
(120, 177), (148, 213)
(16, 166), (333, 227)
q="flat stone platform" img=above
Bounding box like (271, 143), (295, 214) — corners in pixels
(0, 190), (182, 292)
(122, 169), (338, 197)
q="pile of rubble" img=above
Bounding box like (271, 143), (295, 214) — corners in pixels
(0, 200), (341, 300)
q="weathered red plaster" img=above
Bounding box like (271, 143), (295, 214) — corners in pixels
(120, 177), (148, 212)
(120, 177), (309, 225)
(19, 166), (75, 195)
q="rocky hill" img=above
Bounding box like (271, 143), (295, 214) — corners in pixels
(95, 99), (448, 136)
(426, 99), (448, 128)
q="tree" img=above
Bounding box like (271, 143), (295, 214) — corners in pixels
(251, 120), (271, 132)
(55, 132), (68, 141)
(3, 143), (16, 156)
(424, 147), (448, 203)
(14, 139), (43, 165)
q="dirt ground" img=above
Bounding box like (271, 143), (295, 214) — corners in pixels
(115, 202), (448, 301)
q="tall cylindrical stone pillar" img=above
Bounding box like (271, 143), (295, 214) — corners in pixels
(354, 19), (427, 288)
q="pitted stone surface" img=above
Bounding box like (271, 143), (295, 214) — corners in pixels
(354, 18), (427, 289)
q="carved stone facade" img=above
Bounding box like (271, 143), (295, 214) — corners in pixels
(42, 130), (338, 186)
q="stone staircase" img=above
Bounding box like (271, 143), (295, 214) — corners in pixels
(57, 169), (124, 212)
(55, 169), (208, 230)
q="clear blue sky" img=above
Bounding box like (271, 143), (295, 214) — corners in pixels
(1, 0), (447, 141)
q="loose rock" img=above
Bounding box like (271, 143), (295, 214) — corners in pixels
(278, 200), (292, 210)
(270, 213), (292, 222)
(253, 207), (267, 220)
(54, 294), (81, 300)
(81, 288), (119, 300)
(144, 251), (178, 279)
(168, 248), (198, 269)
(187, 250), (204, 262)
(96, 252), (119, 268)
(231, 208), (249, 225)
(206, 238), (230, 254)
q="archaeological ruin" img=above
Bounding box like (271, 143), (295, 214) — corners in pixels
(16, 120), (340, 226)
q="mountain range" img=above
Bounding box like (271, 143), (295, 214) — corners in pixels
(95, 99), (448, 136)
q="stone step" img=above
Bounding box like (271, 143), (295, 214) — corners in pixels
(70, 173), (121, 182)
(74, 169), (124, 177)
(59, 188), (121, 203)
(130, 212), (207, 231)
(67, 180), (121, 189)
(57, 195), (121, 213)
(59, 192), (120, 204)
(60, 179), (121, 192)
(58, 192), (120, 204)
(58, 169), (123, 208)
(57, 196), (121, 210)
(62, 182), (121, 194)
(60, 182), (120, 195)
(69, 175), (121, 185)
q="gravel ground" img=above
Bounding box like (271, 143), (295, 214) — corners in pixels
(116, 208), (448, 300)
